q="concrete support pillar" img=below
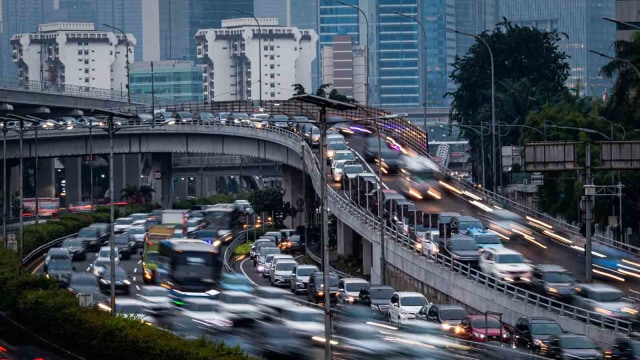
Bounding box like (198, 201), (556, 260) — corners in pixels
(113, 155), (126, 202)
(282, 165), (306, 229)
(124, 154), (141, 188)
(9, 164), (19, 199)
(370, 240), (383, 285)
(363, 240), (372, 278)
(207, 176), (217, 196)
(150, 153), (172, 208)
(175, 177), (188, 201)
(64, 157), (82, 205)
(37, 158), (56, 198)
(337, 219), (354, 257)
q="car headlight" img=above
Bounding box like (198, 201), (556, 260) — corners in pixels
(123, 279), (131, 285)
(473, 332), (485, 339)
(547, 287), (558, 293)
(400, 309), (408, 315)
(533, 338), (542, 346)
(100, 278), (109, 284)
(441, 323), (452, 330)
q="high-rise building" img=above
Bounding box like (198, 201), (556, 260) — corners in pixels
(453, 0), (496, 58)
(195, 18), (317, 102)
(321, 35), (366, 103)
(159, 0), (253, 61)
(614, 0), (640, 41)
(254, 0), (289, 26)
(130, 60), (203, 103)
(11, 22), (135, 91)
(496, 0), (615, 96)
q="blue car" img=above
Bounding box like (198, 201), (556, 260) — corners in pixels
(466, 228), (504, 250)
(220, 273), (254, 293)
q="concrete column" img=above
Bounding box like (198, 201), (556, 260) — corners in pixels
(9, 164), (19, 199)
(337, 219), (354, 257)
(207, 176), (216, 196)
(113, 155), (126, 202)
(370, 240), (383, 285)
(363, 240), (372, 278)
(282, 165), (305, 228)
(124, 154), (141, 188)
(175, 177), (188, 201)
(150, 153), (172, 208)
(64, 157), (82, 204)
(37, 158), (56, 198)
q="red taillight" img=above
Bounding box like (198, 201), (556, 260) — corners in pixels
(147, 241), (152, 246)
(0, 345), (6, 352)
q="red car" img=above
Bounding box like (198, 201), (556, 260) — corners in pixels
(455, 315), (511, 344)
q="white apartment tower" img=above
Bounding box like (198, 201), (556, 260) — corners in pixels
(195, 18), (317, 102)
(11, 22), (136, 92)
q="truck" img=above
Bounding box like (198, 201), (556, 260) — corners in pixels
(142, 225), (178, 284)
(161, 209), (185, 226)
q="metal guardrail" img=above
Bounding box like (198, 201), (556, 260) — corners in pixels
(223, 230), (250, 273)
(22, 233), (77, 269)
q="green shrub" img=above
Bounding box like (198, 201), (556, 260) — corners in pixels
(234, 241), (253, 256)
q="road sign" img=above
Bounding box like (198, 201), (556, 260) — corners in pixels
(598, 141), (640, 169)
(153, 170), (162, 180)
(77, 293), (93, 307)
(7, 233), (16, 251)
(524, 142), (578, 172)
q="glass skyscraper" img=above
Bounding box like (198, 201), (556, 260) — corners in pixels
(496, 0), (615, 96)
(130, 61), (203, 103)
(158, 0), (253, 61)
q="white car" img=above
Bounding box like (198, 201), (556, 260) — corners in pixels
(416, 227), (438, 258)
(95, 246), (119, 265)
(388, 291), (429, 324)
(250, 239), (275, 259)
(572, 284), (638, 321)
(290, 264), (319, 294)
(126, 225), (147, 246)
(113, 217), (133, 233)
(136, 286), (172, 315)
(478, 247), (533, 284)
(254, 287), (293, 317)
(179, 298), (233, 332)
(263, 254), (293, 278)
(278, 307), (324, 336)
(331, 160), (348, 183)
(269, 259), (297, 287)
(337, 278), (369, 305)
(217, 291), (260, 323)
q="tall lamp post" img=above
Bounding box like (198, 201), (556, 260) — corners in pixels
(389, 10), (428, 148)
(102, 24), (131, 108)
(337, 0), (369, 105)
(13, 115), (44, 224)
(0, 119), (9, 249)
(232, 9), (262, 107)
(447, 27), (496, 193)
(589, 50), (640, 83)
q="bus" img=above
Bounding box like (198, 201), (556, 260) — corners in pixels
(193, 203), (241, 245)
(155, 239), (222, 303)
(399, 156), (442, 201)
(142, 225), (177, 284)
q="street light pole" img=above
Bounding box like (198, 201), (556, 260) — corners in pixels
(103, 24), (131, 108)
(390, 10), (428, 148)
(448, 28), (496, 192)
(18, 118), (24, 276)
(1, 120), (7, 250)
(589, 50), (640, 83)
(232, 9), (262, 107)
(318, 108), (331, 360)
(337, 0), (369, 105)
(450, 123), (490, 188)
(108, 115), (116, 314)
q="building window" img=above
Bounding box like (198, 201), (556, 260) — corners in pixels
(270, 92), (275, 97)
(84, 50), (89, 55)
(264, 45), (268, 51)
(84, 69), (89, 74)
(270, 46), (274, 50)
(77, 50), (83, 56)
(85, 78), (89, 83)
(270, 74), (275, 79)
(270, 55), (274, 60)
(270, 64), (275, 69)
(84, 60), (89, 64)
(270, 83), (275, 88)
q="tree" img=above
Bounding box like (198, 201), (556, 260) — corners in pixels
(314, 83), (332, 98)
(137, 185), (155, 205)
(599, 31), (640, 108)
(292, 83), (306, 96)
(448, 19), (570, 188)
(248, 187), (289, 224)
(120, 185), (140, 204)
(328, 89), (358, 103)
(215, 176), (228, 194)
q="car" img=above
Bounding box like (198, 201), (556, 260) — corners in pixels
(572, 283), (638, 321)
(44, 258), (74, 287)
(178, 298), (233, 332)
(438, 234), (481, 266)
(260, 252), (285, 277)
(278, 307), (324, 336)
(45, 248), (71, 268)
(253, 286), (292, 316)
(67, 272), (100, 296)
(269, 259), (297, 287)
(326, 142), (348, 163)
(388, 291), (429, 324)
(113, 217), (133, 233)
(136, 286), (172, 315)
(290, 264), (319, 294)
(340, 163), (365, 186)
(60, 237), (87, 261)
(114, 234), (133, 260)
(607, 337), (640, 359)
(545, 334), (603, 360)
(331, 159), (348, 183)
(512, 316), (564, 354)
(95, 264), (132, 295)
(332, 323), (411, 358)
(415, 225), (439, 258)
(88, 223), (110, 238)
(126, 225), (147, 249)
(364, 136), (386, 162)
(279, 229), (296, 241)
(466, 228), (504, 250)
(337, 278), (369, 305)
(332, 150), (356, 165)
(216, 291), (260, 326)
(530, 264), (576, 299)
(99, 298), (155, 325)
(94, 246), (120, 265)
(279, 235), (305, 254)
(129, 213), (150, 223)
(358, 285), (395, 314)
(450, 215), (484, 234)
(478, 247), (532, 284)
(456, 315), (511, 344)
(219, 273), (254, 293)
(263, 231), (282, 244)
(77, 226), (104, 251)
(416, 304), (469, 333)
(376, 148), (402, 174)
(307, 271), (339, 304)
(250, 239), (276, 259)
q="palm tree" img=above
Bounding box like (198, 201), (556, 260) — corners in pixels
(292, 83), (306, 96)
(138, 185), (155, 205)
(121, 185), (140, 205)
(314, 83), (332, 98)
(599, 31), (640, 104)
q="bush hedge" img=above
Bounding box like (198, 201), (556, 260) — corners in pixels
(0, 250), (253, 360)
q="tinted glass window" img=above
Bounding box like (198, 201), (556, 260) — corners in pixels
(475, 235), (501, 244)
(370, 288), (394, 300)
(275, 262), (296, 271)
(589, 290), (623, 302)
(530, 323), (563, 336)
(297, 267), (316, 276)
(400, 296), (427, 307)
(140, 287), (168, 297)
(440, 308), (468, 321)
(345, 282), (368, 292)
(495, 254), (525, 264)
(542, 271), (574, 283)
(471, 318), (501, 329)
(451, 240), (478, 251)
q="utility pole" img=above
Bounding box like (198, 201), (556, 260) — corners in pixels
(584, 142), (594, 283)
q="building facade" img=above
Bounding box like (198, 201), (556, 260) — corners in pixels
(195, 18), (317, 102)
(11, 22), (135, 92)
(130, 60), (203, 104)
(496, 0), (615, 96)
(614, 0), (640, 41)
(159, 0), (253, 61)
(321, 35), (367, 103)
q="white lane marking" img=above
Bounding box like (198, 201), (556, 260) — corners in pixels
(172, 322), (187, 328)
(133, 268), (137, 273)
(239, 258), (259, 286)
(137, 260), (142, 264)
(294, 255), (304, 261)
(136, 285), (141, 291)
(86, 266), (91, 272)
(132, 277), (136, 281)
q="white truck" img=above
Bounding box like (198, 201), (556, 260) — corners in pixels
(161, 210), (185, 225)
